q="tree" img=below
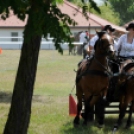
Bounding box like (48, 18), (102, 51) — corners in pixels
(89, 4), (120, 25)
(109, 0), (134, 25)
(69, 0), (120, 25)
(0, 0), (100, 134)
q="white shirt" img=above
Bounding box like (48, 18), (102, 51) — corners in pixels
(87, 35), (99, 55)
(115, 34), (134, 57)
(79, 32), (88, 43)
(89, 35), (99, 47)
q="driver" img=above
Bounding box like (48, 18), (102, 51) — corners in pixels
(115, 22), (134, 59)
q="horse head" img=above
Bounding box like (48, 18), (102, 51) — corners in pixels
(94, 31), (115, 58)
(118, 59), (134, 84)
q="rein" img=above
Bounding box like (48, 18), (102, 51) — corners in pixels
(94, 56), (113, 77)
(86, 70), (109, 77)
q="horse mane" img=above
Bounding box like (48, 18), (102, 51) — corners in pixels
(94, 39), (99, 50)
(94, 31), (107, 50)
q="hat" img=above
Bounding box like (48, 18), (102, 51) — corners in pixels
(126, 23), (134, 30)
(103, 25), (115, 32)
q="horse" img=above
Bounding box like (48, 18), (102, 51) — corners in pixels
(73, 31), (115, 127)
(69, 45), (77, 55)
(113, 58), (134, 131)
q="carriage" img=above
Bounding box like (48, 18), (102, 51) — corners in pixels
(73, 31), (134, 132)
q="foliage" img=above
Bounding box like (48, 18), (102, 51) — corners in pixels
(0, 0), (103, 53)
(69, 0), (100, 13)
(0, 0), (77, 53)
(70, 0), (120, 25)
(109, 0), (134, 25)
(89, 3), (120, 25)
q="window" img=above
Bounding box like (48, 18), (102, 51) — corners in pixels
(11, 32), (18, 41)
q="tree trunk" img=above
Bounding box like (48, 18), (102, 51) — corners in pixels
(3, 13), (42, 133)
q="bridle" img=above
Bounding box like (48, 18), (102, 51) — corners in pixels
(94, 34), (114, 56)
(92, 33), (114, 77)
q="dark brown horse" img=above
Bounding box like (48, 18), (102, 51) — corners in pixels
(113, 58), (134, 131)
(73, 31), (115, 126)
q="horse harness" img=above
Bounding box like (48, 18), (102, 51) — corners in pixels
(76, 56), (113, 84)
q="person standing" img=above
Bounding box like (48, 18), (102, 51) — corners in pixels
(79, 31), (89, 58)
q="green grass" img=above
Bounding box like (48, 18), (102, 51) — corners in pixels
(0, 50), (134, 134)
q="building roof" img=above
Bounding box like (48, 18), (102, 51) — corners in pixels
(123, 20), (134, 28)
(0, 0), (126, 33)
(58, 1), (100, 27)
(59, 1), (126, 33)
(0, 12), (27, 27)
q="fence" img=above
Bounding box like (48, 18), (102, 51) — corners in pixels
(0, 37), (83, 50)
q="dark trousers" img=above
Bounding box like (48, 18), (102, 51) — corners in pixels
(82, 43), (87, 59)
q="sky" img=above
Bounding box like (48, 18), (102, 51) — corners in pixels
(94, 0), (104, 5)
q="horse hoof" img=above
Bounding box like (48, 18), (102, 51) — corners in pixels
(113, 124), (118, 131)
(125, 123), (132, 129)
(73, 123), (79, 128)
(82, 121), (88, 126)
(73, 121), (79, 127)
(81, 113), (85, 119)
(73, 116), (79, 126)
(112, 127), (118, 134)
(125, 126), (129, 129)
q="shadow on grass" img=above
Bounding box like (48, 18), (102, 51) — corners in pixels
(61, 116), (134, 134)
(32, 95), (55, 103)
(0, 91), (12, 103)
(0, 92), (54, 103)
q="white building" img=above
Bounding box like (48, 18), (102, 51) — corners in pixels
(0, 0), (126, 50)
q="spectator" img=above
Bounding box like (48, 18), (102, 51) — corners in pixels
(79, 31), (89, 58)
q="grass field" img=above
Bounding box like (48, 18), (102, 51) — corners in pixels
(0, 50), (134, 134)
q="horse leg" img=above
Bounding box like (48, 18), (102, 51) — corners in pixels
(73, 87), (83, 127)
(88, 105), (94, 122)
(83, 95), (101, 126)
(69, 46), (74, 55)
(95, 88), (108, 128)
(69, 46), (71, 55)
(81, 96), (94, 122)
(95, 96), (106, 128)
(114, 102), (126, 128)
(126, 101), (133, 129)
(82, 95), (93, 125)
(114, 96), (131, 129)
(74, 46), (77, 55)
